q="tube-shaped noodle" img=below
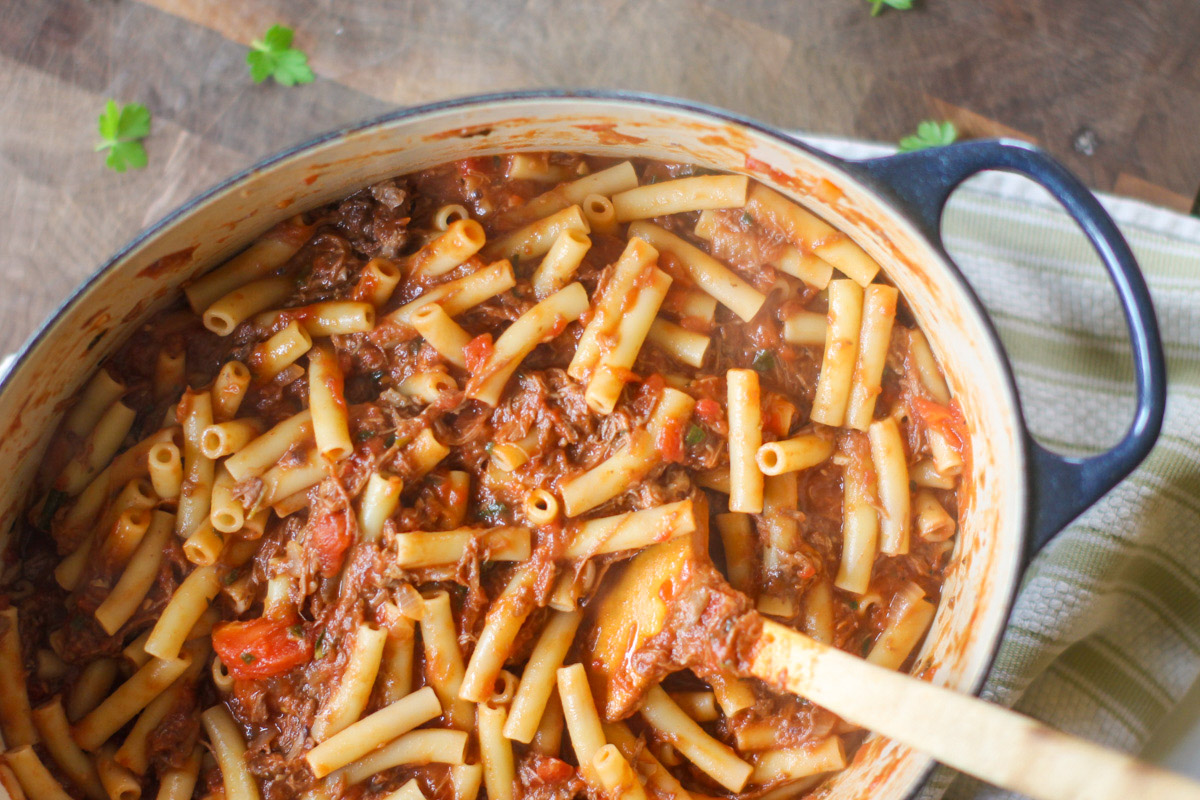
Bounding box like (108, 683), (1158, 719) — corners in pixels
(176, 392), (214, 538)
(727, 369), (763, 513)
(627, 221), (765, 322)
(249, 320), (312, 380)
(407, 219), (487, 278)
(613, 175), (748, 221)
(638, 686), (751, 792)
(185, 220), (313, 312)
(411, 304), (471, 370)
(845, 285), (898, 431)
(745, 184), (879, 286)
(211, 361), (251, 422)
(531, 229), (592, 298)
(467, 283), (589, 406)
(503, 609), (582, 744)
(486, 203), (591, 262)
(305, 687), (441, 779)
(389, 260), (516, 327)
(353, 258), (403, 307)
(308, 345), (352, 462)
(869, 417), (910, 556)
(202, 277), (294, 337)
(756, 434), (834, 476)
(810, 280), (863, 427)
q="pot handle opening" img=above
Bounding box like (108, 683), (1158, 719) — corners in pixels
(847, 140), (1166, 557)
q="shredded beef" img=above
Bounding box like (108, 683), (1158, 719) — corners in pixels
(14, 153), (964, 800)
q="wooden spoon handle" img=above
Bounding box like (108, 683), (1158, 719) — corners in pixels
(750, 620), (1200, 800)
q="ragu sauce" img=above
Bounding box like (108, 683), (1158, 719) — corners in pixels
(2, 151), (966, 800)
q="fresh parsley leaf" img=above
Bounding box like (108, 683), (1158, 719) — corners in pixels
(868, 0), (914, 16)
(898, 120), (958, 152)
(684, 424), (705, 447)
(752, 350), (775, 372)
(741, 211), (754, 226)
(356, 430), (374, 442)
(481, 502), (507, 523)
(95, 100), (151, 172)
(288, 624), (305, 638)
(485, 441), (495, 455)
(241, 651), (257, 664)
(247, 24), (315, 86)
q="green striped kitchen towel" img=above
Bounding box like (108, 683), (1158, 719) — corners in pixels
(804, 135), (1200, 797)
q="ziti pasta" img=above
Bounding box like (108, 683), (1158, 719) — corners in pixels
(3, 153), (966, 800)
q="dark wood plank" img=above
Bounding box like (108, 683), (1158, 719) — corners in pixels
(2, 0), (1199, 356)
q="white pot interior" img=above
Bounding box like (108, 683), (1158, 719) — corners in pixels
(0, 95), (1026, 800)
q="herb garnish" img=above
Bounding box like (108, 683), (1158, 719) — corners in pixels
(898, 120), (958, 152)
(752, 350), (775, 372)
(868, 0), (914, 16)
(247, 24), (315, 86)
(684, 424), (705, 447)
(95, 101), (151, 173)
(481, 502), (507, 523)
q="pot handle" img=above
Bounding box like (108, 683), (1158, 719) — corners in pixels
(847, 139), (1166, 556)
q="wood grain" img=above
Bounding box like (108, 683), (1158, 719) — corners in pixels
(750, 619), (1200, 800)
(2, 0), (1198, 356)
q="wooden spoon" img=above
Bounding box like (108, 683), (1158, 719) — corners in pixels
(586, 532), (1200, 800)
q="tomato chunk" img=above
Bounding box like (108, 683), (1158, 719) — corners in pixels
(309, 508), (353, 574)
(695, 398), (723, 425)
(213, 617), (312, 680)
(910, 396), (967, 451)
(534, 757), (575, 783)
(657, 418), (686, 464)
(464, 333), (494, 373)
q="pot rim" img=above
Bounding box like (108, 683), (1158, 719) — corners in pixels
(1, 88), (1030, 798)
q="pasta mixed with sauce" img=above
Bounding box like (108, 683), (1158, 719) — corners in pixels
(0, 153), (966, 800)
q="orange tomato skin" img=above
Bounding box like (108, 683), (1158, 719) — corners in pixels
(695, 398), (723, 426)
(213, 617), (313, 680)
(657, 418), (686, 463)
(464, 334), (494, 373)
(310, 508), (353, 575)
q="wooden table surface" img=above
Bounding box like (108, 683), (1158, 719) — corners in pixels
(3, 0), (1198, 356)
